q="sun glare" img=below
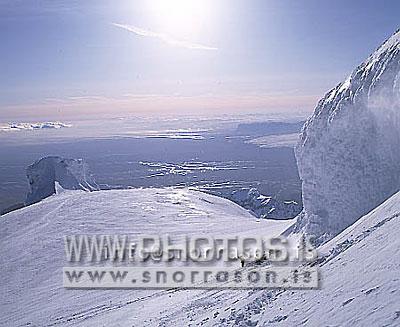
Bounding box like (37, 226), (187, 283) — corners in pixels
(147, 0), (211, 38)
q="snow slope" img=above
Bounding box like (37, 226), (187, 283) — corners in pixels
(1, 188), (399, 326)
(256, 190), (400, 326)
(0, 188), (293, 327)
(132, 190), (400, 326)
(294, 30), (400, 242)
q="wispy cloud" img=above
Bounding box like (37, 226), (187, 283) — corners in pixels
(112, 23), (218, 51)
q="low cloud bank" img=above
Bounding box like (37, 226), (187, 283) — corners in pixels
(0, 122), (72, 132)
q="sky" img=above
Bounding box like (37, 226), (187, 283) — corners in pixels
(0, 0), (399, 120)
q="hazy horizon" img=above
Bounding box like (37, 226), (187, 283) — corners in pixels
(1, 0), (399, 120)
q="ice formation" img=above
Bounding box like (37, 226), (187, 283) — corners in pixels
(293, 30), (400, 243)
(26, 156), (99, 205)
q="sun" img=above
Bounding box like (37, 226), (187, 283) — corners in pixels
(146, 0), (211, 38)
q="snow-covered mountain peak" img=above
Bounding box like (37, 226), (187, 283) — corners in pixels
(294, 30), (400, 243)
(370, 28), (400, 60)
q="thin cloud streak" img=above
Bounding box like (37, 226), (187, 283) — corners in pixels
(112, 23), (218, 51)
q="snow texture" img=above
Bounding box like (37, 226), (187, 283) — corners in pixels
(294, 30), (400, 243)
(26, 156), (99, 205)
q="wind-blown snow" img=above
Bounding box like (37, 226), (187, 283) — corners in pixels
(26, 156), (99, 205)
(293, 30), (400, 243)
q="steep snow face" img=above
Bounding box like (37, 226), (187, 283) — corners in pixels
(26, 156), (99, 205)
(255, 190), (400, 326)
(229, 188), (301, 219)
(294, 30), (400, 242)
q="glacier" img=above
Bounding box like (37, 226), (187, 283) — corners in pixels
(293, 30), (400, 243)
(26, 156), (99, 205)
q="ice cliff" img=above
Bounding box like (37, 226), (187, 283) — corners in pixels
(26, 156), (99, 205)
(293, 30), (400, 243)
